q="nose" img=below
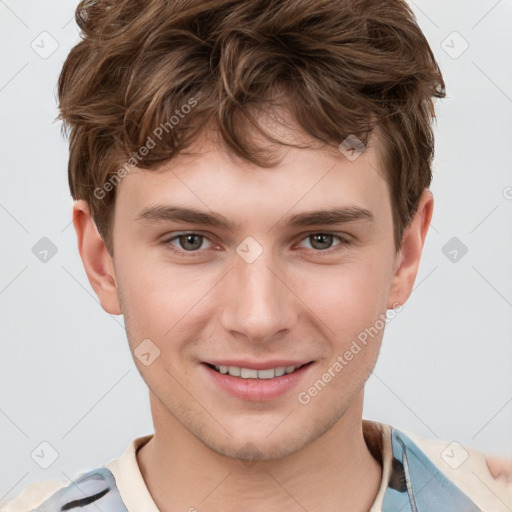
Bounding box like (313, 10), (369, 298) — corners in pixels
(219, 247), (298, 343)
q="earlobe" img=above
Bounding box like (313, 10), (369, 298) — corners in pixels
(72, 200), (122, 315)
(387, 189), (434, 309)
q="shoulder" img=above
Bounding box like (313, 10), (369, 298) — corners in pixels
(1, 467), (126, 512)
(1, 479), (67, 512)
(1, 435), (154, 512)
(1, 467), (131, 512)
(385, 424), (512, 511)
(1, 467), (127, 512)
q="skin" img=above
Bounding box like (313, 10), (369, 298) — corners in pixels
(73, 122), (434, 512)
(486, 457), (512, 482)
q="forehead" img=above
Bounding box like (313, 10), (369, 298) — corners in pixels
(114, 127), (390, 229)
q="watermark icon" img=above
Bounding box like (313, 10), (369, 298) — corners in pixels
(338, 134), (366, 161)
(32, 237), (58, 263)
(31, 441), (59, 469)
(236, 441), (264, 468)
(441, 441), (469, 469)
(134, 338), (161, 366)
(440, 31), (469, 60)
(31, 31), (59, 60)
(503, 186), (512, 200)
(93, 97), (197, 200)
(236, 236), (264, 264)
(298, 302), (403, 405)
(441, 236), (468, 263)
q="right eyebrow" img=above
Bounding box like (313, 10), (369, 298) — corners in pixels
(135, 205), (238, 230)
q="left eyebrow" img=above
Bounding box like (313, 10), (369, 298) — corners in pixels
(283, 206), (374, 227)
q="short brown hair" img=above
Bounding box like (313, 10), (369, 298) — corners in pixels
(57, 0), (445, 255)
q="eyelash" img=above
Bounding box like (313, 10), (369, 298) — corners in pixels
(162, 231), (351, 258)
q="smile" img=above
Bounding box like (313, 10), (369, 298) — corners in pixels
(202, 361), (315, 401)
(208, 363), (309, 379)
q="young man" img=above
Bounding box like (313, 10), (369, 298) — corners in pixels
(5, 0), (511, 511)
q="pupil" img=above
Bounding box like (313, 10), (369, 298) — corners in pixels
(181, 234), (202, 250)
(312, 234), (332, 250)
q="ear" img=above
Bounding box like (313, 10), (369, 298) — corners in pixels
(72, 200), (122, 315)
(387, 189), (434, 309)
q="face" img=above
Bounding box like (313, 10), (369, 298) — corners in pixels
(100, 126), (408, 461)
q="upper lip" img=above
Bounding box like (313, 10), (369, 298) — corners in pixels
(204, 360), (313, 370)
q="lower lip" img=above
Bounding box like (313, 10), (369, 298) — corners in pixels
(201, 362), (314, 401)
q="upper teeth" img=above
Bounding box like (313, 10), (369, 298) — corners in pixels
(213, 365), (298, 379)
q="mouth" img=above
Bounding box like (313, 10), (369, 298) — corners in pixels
(201, 360), (315, 401)
(203, 361), (314, 379)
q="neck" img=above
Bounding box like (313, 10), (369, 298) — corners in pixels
(137, 391), (382, 512)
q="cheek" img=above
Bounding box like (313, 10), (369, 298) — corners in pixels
(296, 265), (389, 400)
(113, 251), (173, 339)
(116, 254), (214, 345)
(300, 258), (391, 337)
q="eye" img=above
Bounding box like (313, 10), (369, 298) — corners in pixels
(163, 232), (214, 256)
(161, 231), (351, 259)
(297, 232), (349, 253)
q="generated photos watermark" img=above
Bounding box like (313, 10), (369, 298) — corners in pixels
(93, 97), (198, 200)
(297, 302), (403, 405)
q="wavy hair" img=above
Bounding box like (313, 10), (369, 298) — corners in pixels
(57, 0), (445, 254)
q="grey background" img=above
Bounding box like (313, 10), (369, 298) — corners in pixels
(1, 0), (511, 505)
